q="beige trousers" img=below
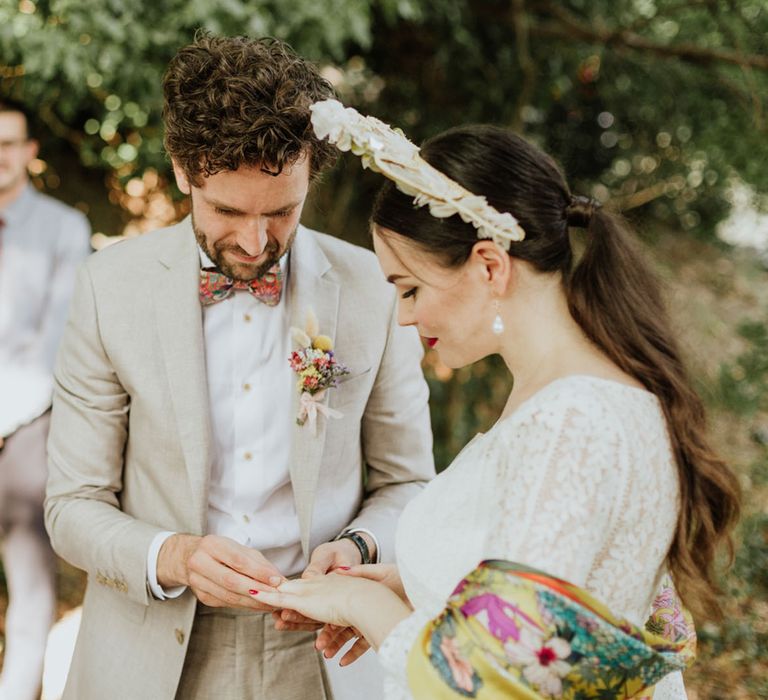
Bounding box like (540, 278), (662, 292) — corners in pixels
(175, 606), (333, 700)
(0, 413), (56, 700)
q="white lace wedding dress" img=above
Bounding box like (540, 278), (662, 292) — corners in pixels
(377, 375), (687, 699)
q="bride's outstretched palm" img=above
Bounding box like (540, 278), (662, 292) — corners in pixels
(258, 573), (369, 622)
(316, 564), (411, 662)
(256, 572), (412, 651)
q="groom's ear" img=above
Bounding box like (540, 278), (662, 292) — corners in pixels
(470, 240), (512, 295)
(171, 159), (192, 195)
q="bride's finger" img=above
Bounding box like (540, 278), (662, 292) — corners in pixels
(334, 564), (381, 579)
(251, 589), (291, 609)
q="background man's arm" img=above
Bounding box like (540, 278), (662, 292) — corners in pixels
(38, 209), (92, 371)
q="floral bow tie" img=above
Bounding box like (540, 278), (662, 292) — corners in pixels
(199, 265), (283, 307)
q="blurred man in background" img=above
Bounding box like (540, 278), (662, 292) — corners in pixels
(0, 98), (91, 700)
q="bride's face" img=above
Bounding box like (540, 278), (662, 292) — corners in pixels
(373, 228), (499, 368)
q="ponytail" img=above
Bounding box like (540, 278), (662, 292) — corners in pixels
(567, 207), (741, 619)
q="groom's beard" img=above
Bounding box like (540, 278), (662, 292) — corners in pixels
(192, 212), (297, 282)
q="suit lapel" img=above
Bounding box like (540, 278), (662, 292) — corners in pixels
(287, 228), (340, 557)
(153, 220), (212, 533)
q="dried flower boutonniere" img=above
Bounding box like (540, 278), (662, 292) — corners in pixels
(289, 309), (350, 434)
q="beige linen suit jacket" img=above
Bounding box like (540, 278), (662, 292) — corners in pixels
(45, 219), (434, 699)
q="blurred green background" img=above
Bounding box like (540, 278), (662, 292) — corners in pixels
(1, 1), (767, 697)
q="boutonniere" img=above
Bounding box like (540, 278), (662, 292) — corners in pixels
(289, 309), (350, 434)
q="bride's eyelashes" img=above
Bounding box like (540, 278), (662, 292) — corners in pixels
(401, 287), (418, 300)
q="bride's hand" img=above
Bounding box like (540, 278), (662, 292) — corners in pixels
(254, 572), (412, 650)
(254, 573), (370, 627)
(334, 563), (408, 603)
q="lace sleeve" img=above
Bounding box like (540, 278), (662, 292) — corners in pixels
(652, 672), (688, 699)
(377, 608), (433, 699)
(487, 387), (629, 588)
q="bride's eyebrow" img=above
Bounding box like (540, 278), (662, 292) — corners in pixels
(386, 274), (409, 284)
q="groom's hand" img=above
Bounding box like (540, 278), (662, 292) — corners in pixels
(302, 534), (376, 579)
(157, 533), (285, 610)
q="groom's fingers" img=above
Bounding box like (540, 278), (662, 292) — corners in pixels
(272, 609), (324, 632)
(189, 572), (278, 611)
(302, 543), (335, 578)
(340, 637), (370, 666)
(316, 625), (355, 656)
(304, 540), (360, 579)
(315, 625), (370, 665)
(187, 546), (274, 600)
(209, 537), (284, 586)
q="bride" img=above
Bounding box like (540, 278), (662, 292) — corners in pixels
(257, 101), (740, 699)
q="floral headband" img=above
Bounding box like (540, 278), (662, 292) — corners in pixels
(309, 99), (526, 249)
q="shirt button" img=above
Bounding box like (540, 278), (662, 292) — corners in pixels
(244, 313), (252, 322)
(244, 452), (252, 461)
(175, 628), (185, 645)
(243, 514), (251, 523)
(243, 383), (251, 392)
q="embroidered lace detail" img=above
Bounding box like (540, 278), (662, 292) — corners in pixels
(378, 376), (684, 699)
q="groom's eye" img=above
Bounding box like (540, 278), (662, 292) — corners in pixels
(401, 288), (417, 300)
(214, 207), (239, 217)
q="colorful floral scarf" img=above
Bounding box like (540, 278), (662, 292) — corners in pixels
(407, 560), (696, 699)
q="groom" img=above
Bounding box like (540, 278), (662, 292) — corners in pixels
(45, 33), (434, 699)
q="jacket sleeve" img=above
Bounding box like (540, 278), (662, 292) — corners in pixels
(45, 262), (162, 606)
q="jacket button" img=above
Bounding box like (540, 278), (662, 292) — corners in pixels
(175, 628), (185, 645)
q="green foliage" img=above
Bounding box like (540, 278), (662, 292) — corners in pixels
(359, 0), (768, 237)
(2, 0), (768, 235)
(716, 321), (768, 416)
(732, 510), (768, 601)
(0, 0), (408, 179)
(425, 355), (512, 471)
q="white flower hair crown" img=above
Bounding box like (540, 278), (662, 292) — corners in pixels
(310, 99), (526, 249)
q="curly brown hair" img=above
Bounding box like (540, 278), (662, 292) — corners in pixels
(163, 32), (337, 185)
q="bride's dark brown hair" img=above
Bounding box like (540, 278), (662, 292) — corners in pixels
(371, 124), (740, 619)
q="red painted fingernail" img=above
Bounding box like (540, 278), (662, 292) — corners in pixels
(338, 566), (351, 570)
(249, 589), (259, 595)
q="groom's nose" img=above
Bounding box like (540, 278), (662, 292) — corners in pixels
(237, 218), (269, 257)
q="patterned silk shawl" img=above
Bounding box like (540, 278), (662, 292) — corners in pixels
(407, 560), (696, 699)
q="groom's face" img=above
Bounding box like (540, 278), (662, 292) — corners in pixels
(173, 156), (310, 281)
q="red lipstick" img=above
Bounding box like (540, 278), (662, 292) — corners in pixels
(426, 337), (438, 348)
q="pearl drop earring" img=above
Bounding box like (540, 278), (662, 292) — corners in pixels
(492, 299), (505, 335)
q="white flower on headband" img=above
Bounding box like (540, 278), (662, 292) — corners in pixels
(310, 99), (526, 249)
